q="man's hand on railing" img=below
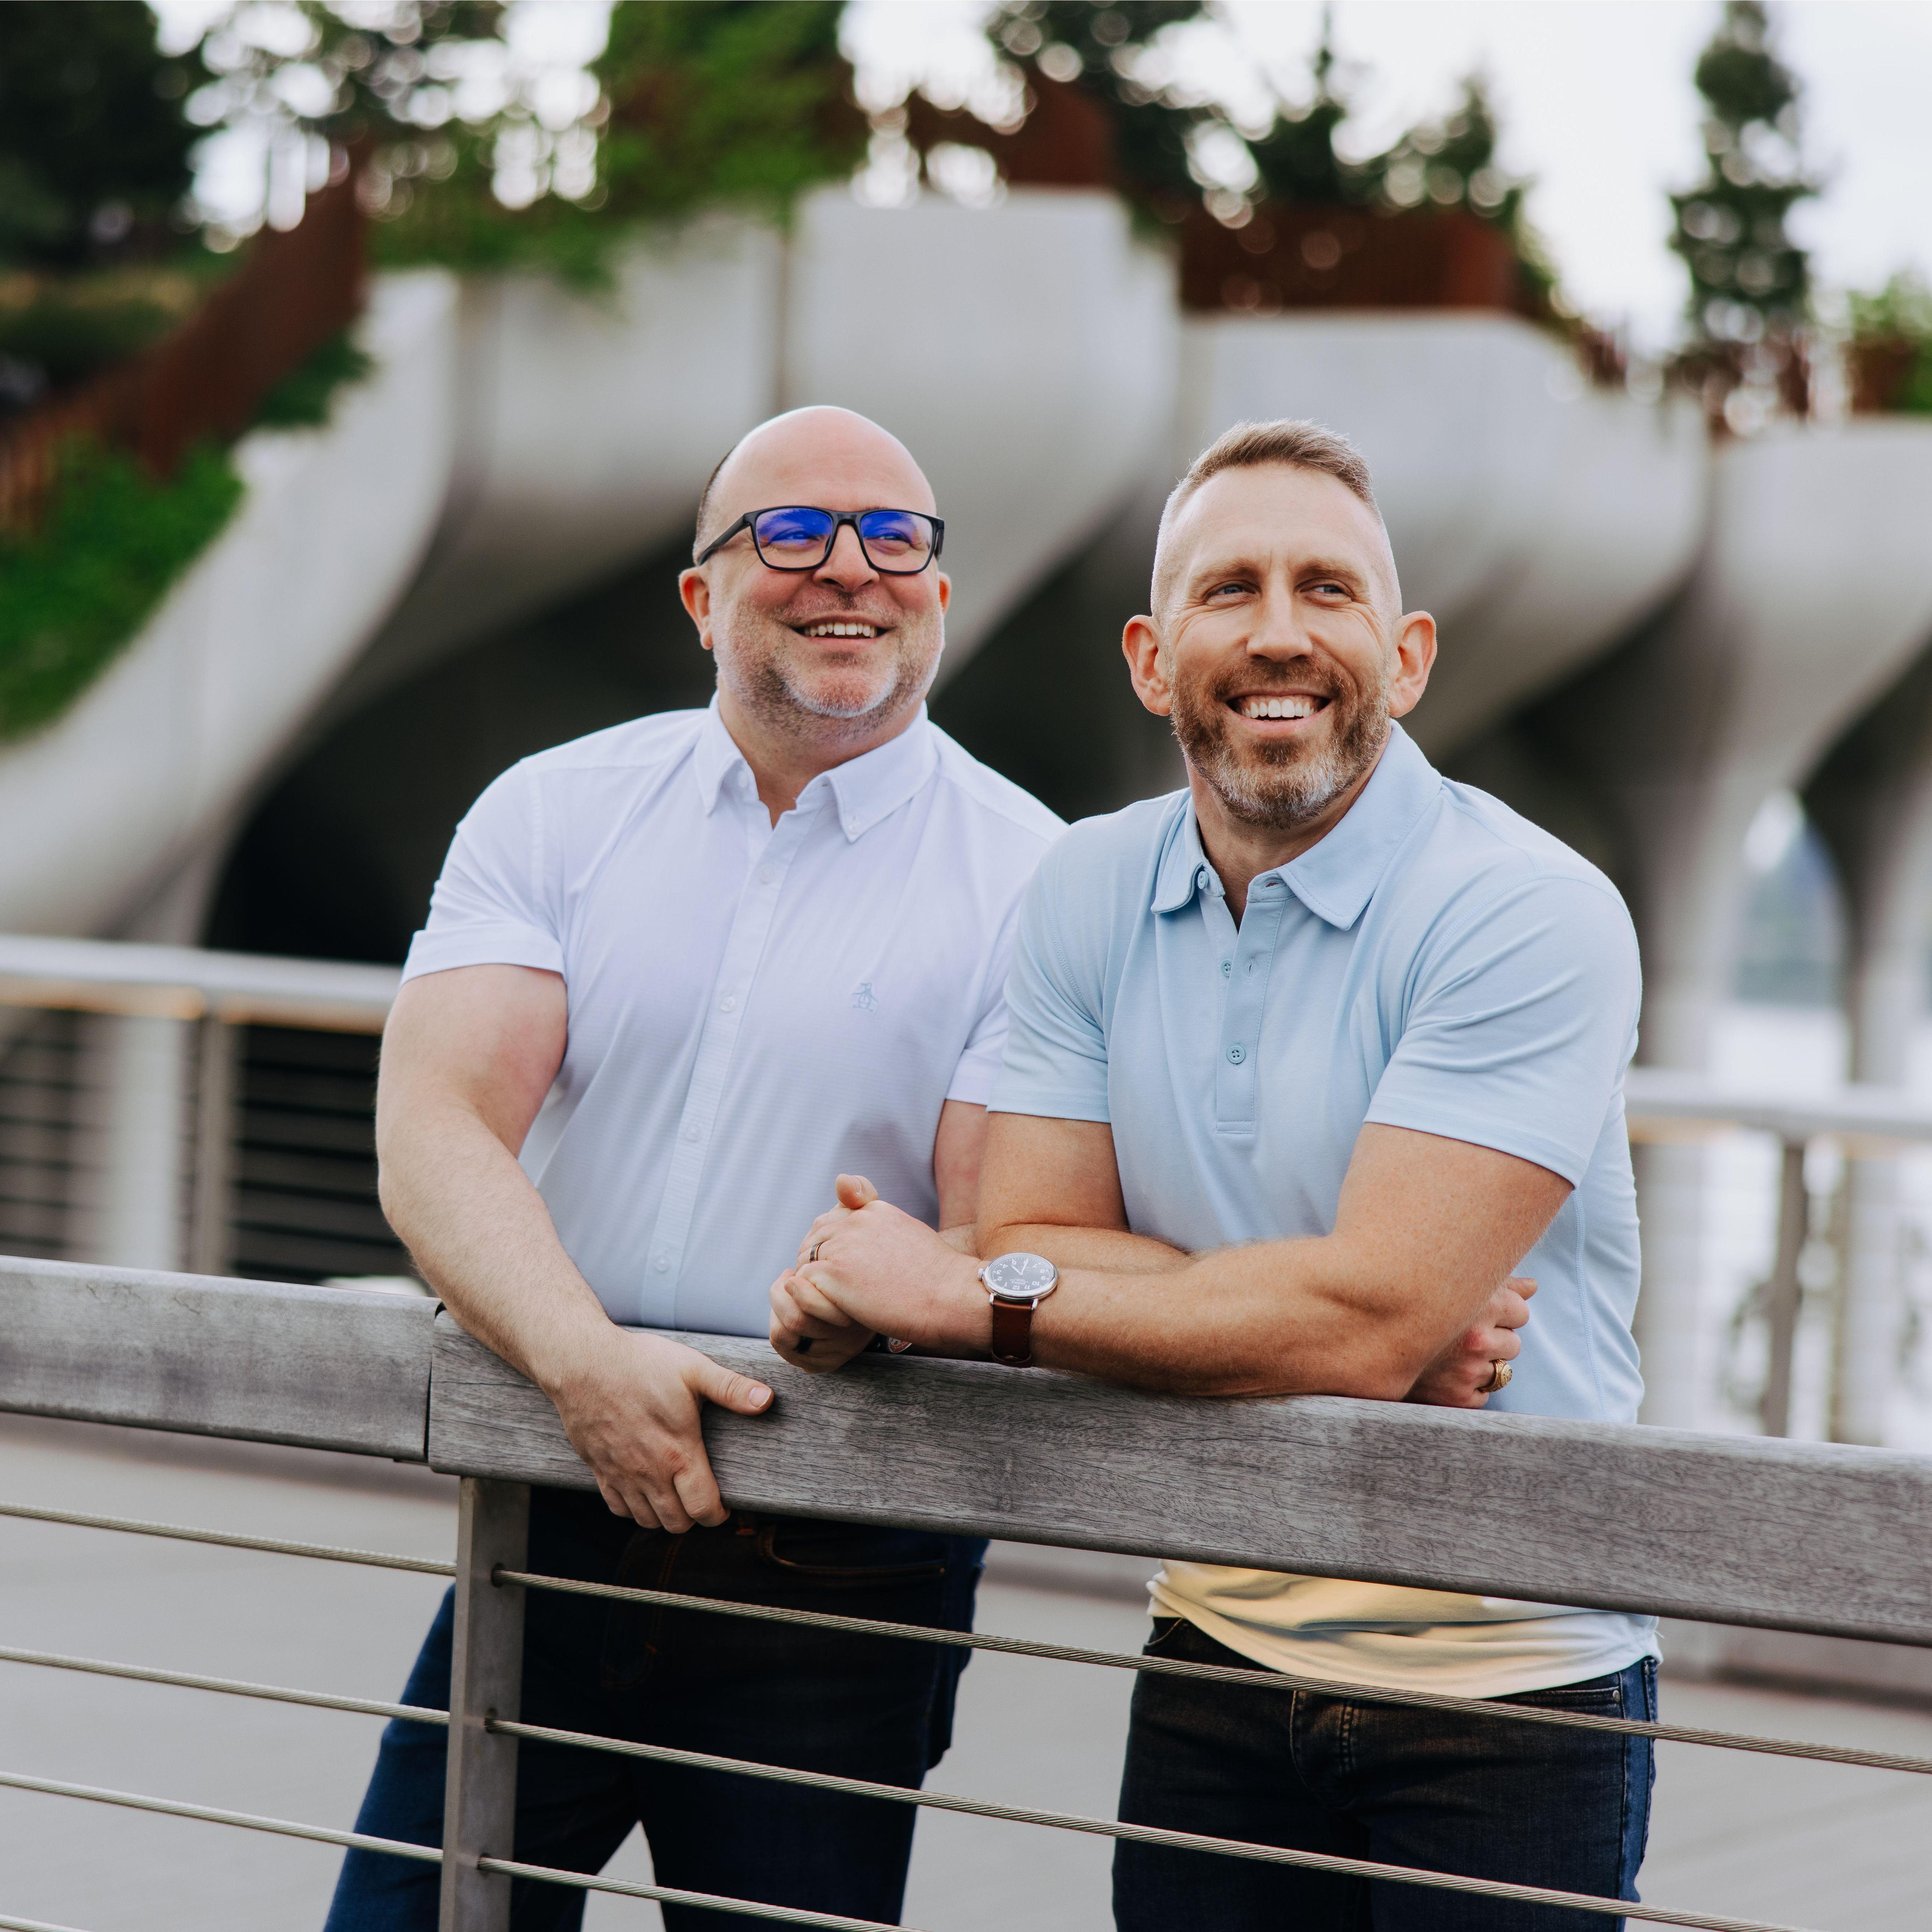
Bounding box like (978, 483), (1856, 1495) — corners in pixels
(547, 1331), (773, 1530)
(1404, 1277), (1535, 1408)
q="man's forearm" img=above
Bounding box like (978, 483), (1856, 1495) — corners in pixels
(1023, 1240), (1489, 1397)
(378, 1098), (611, 1395)
(981, 1222), (1190, 1276)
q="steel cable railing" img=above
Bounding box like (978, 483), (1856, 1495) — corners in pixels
(0, 1623), (1892, 1932)
(4, 1499), (1927, 1778)
(0, 1494), (1912, 1932)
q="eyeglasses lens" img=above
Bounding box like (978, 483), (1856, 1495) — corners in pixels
(855, 511), (934, 568)
(753, 507), (837, 563)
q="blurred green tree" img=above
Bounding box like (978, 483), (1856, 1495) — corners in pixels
(1670, 1), (1817, 360)
(0, 1), (201, 269)
(974, 4), (1557, 310)
(175, 1), (863, 284)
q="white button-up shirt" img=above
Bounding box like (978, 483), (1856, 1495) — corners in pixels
(402, 701), (1063, 1335)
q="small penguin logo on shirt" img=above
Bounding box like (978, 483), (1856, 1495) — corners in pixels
(851, 981), (879, 1012)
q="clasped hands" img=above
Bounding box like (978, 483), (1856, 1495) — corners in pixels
(769, 1173), (1534, 1409)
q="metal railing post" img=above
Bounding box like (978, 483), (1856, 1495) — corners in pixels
(1761, 1138), (1808, 1438)
(188, 1016), (238, 1278)
(440, 1477), (529, 1931)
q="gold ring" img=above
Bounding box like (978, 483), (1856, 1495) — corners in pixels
(1479, 1359), (1512, 1395)
(808, 1242), (822, 1264)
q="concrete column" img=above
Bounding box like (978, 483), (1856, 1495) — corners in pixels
(1808, 648), (1932, 1443)
(1540, 422), (1932, 1429)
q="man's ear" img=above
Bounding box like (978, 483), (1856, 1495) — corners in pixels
(934, 569), (951, 614)
(678, 566), (714, 653)
(1122, 615), (1172, 717)
(1387, 609), (1437, 720)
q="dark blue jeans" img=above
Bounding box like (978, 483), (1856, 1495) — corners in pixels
(324, 1486), (984, 1930)
(1114, 1617), (1656, 1932)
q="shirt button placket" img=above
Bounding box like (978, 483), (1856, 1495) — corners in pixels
(641, 803), (815, 1324)
(1216, 878), (1286, 1136)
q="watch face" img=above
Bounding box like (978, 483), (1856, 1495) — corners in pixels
(983, 1251), (1058, 1301)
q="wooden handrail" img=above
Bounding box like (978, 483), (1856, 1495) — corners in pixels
(5, 1255), (1930, 1647)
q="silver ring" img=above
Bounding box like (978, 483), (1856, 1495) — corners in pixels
(808, 1242), (822, 1264)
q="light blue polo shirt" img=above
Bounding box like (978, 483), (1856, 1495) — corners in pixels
(991, 723), (1655, 1696)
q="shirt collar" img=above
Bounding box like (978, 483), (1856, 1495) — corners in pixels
(1148, 724), (1442, 929)
(691, 697), (939, 841)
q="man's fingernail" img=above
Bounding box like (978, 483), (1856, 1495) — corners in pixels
(750, 1385), (772, 1407)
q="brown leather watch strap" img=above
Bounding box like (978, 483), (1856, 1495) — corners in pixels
(989, 1298), (1037, 1368)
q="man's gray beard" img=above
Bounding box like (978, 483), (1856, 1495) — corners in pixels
(716, 616), (939, 736)
(1172, 667), (1391, 831)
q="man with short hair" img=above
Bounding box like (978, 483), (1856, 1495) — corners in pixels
(324, 406), (1064, 1930)
(776, 419), (1655, 1929)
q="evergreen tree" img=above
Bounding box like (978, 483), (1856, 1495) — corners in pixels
(987, 2), (1210, 213)
(0, 2), (201, 268)
(1670, 1), (1816, 353)
(1247, 31), (1364, 206)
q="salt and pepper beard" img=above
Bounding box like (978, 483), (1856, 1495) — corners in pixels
(1169, 651), (1393, 831)
(711, 590), (943, 740)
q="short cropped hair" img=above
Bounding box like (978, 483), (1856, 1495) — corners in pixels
(692, 445), (733, 560)
(1150, 418), (1383, 617)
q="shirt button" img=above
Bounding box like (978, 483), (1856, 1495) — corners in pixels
(683, 1125), (700, 1143)
(1220, 960), (1231, 978)
(1227, 1044), (1246, 1065)
(720, 994), (737, 1013)
(757, 866), (777, 886)
(654, 1254), (670, 1273)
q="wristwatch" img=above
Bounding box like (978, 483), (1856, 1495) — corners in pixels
(978, 1252), (1060, 1367)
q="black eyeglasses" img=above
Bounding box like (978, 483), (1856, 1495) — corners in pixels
(695, 505), (945, 574)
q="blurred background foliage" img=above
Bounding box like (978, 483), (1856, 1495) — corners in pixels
(178, 0), (865, 285)
(1668, 0), (1819, 428)
(976, 0), (1557, 309)
(0, 440), (243, 743)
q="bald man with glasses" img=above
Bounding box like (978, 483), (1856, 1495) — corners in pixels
(324, 407), (1062, 1931)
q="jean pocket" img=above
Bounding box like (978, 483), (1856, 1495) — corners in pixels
(1503, 1673), (1626, 1713)
(753, 1519), (949, 1589)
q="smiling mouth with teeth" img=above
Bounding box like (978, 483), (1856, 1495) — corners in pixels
(1233, 693), (1328, 721)
(799, 620), (883, 640)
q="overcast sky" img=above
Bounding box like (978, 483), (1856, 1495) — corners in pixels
(845, 0), (1932, 351)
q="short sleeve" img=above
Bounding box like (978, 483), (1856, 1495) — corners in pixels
(1364, 874), (1640, 1185)
(945, 903), (1020, 1106)
(400, 764), (565, 982)
(989, 853), (1112, 1123)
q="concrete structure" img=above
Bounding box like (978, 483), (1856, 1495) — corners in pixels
(1809, 648), (1932, 1442)
(5, 186), (1932, 1435)
(1540, 420), (1932, 1427)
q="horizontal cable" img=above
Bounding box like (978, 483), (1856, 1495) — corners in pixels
(497, 1569), (1932, 1780)
(0, 1764), (922, 1930)
(0, 1768), (441, 1865)
(489, 1716), (1814, 1932)
(0, 1643), (446, 1729)
(9, 1496), (1926, 1780)
(0, 1501), (453, 1577)
(477, 1857), (924, 1929)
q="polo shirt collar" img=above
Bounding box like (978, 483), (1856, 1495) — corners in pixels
(1149, 724), (1443, 929)
(692, 697), (939, 841)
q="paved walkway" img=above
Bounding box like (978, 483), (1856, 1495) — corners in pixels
(0, 1415), (1925, 1931)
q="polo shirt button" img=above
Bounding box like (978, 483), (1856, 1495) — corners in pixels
(654, 1254), (670, 1272)
(1220, 960), (1231, 977)
(1227, 1044), (1246, 1065)
(720, 994), (737, 1013)
(757, 866), (777, 886)
(683, 1125), (700, 1142)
